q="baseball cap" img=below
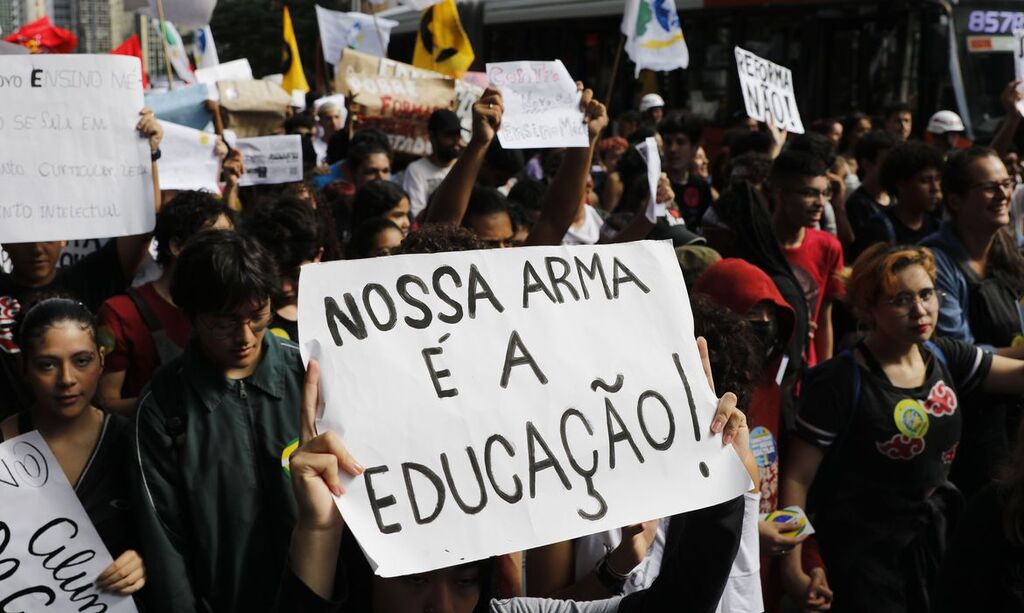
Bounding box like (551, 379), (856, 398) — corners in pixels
(639, 93), (666, 113)
(428, 109), (462, 135)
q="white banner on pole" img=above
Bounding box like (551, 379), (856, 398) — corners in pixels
(298, 241), (752, 577)
(0, 55), (155, 243)
(734, 47), (805, 134)
(486, 60), (588, 150)
(0, 431), (139, 612)
(235, 135), (303, 186)
(316, 6), (398, 64)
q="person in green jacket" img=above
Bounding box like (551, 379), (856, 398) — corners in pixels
(132, 229), (303, 612)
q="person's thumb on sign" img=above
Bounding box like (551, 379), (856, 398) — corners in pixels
(576, 82), (609, 141)
(472, 88), (504, 146)
(291, 360), (364, 531)
(699, 337), (757, 488)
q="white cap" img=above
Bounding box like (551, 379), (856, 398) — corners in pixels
(639, 93), (665, 113)
(926, 110), (965, 134)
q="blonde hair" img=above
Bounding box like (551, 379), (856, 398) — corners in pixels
(845, 243), (938, 320)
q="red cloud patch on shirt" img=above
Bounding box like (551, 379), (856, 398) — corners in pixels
(876, 434), (926, 460)
(924, 381), (957, 417)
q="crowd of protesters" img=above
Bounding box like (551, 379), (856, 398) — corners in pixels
(1, 69), (1024, 613)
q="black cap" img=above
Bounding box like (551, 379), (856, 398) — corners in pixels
(428, 109), (462, 135)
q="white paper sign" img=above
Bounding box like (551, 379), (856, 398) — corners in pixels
(0, 55), (156, 243)
(1013, 31), (1024, 116)
(195, 58), (254, 102)
(734, 47), (805, 134)
(636, 137), (665, 222)
(486, 60), (589, 149)
(0, 432), (138, 612)
(298, 241), (752, 577)
(158, 121), (222, 192)
(236, 135), (303, 186)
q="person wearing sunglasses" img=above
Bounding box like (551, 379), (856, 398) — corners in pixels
(781, 243), (1024, 612)
(132, 229), (305, 613)
(921, 147), (1024, 500)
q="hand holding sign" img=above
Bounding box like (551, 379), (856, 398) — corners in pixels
(487, 60), (590, 149)
(471, 88), (504, 147)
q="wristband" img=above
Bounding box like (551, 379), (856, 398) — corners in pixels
(151, 148), (162, 162)
(595, 552), (629, 595)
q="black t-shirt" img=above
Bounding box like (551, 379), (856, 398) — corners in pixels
(669, 175), (714, 232)
(850, 206), (940, 260)
(796, 338), (992, 500)
(1, 411), (138, 558)
(269, 313), (299, 342)
(846, 187), (885, 244)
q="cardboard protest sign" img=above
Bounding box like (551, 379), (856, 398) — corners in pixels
(298, 241), (752, 577)
(158, 121), (222, 192)
(235, 135), (303, 186)
(1014, 31), (1024, 116)
(734, 47), (805, 134)
(486, 60), (588, 149)
(335, 49), (465, 156)
(217, 80), (292, 137)
(195, 58), (254, 102)
(0, 55), (156, 243)
(0, 431), (138, 612)
(145, 83), (212, 130)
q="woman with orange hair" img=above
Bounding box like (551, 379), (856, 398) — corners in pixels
(779, 243), (1024, 612)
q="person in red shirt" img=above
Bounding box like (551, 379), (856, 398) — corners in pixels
(96, 191), (233, 414)
(769, 151), (845, 367)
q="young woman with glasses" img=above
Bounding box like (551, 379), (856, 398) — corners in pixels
(779, 243), (1024, 612)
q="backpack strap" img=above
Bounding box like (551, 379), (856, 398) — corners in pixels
(880, 212), (898, 245)
(126, 287), (164, 333)
(126, 287), (184, 366)
(922, 340), (948, 371)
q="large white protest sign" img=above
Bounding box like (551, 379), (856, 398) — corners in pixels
(316, 6), (398, 64)
(235, 135), (303, 186)
(0, 55), (155, 243)
(158, 121), (222, 192)
(734, 47), (805, 134)
(298, 241), (751, 577)
(486, 60), (589, 149)
(1014, 31), (1024, 116)
(0, 432), (138, 612)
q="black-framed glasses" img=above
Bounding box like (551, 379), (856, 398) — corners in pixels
(886, 288), (945, 314)
(199, 307), (273, 339)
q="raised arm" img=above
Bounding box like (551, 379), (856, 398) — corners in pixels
(425, 89), (503, 226)
(990, 80), (1022, 157)
(525, 86), (608, 246)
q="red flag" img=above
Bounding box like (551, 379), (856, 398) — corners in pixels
(3, 16), (78, 54)
(110, 34), (150, 89)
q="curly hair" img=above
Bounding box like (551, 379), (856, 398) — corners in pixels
(690, 293), (763, 409)
(398, 223), (487, 255)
